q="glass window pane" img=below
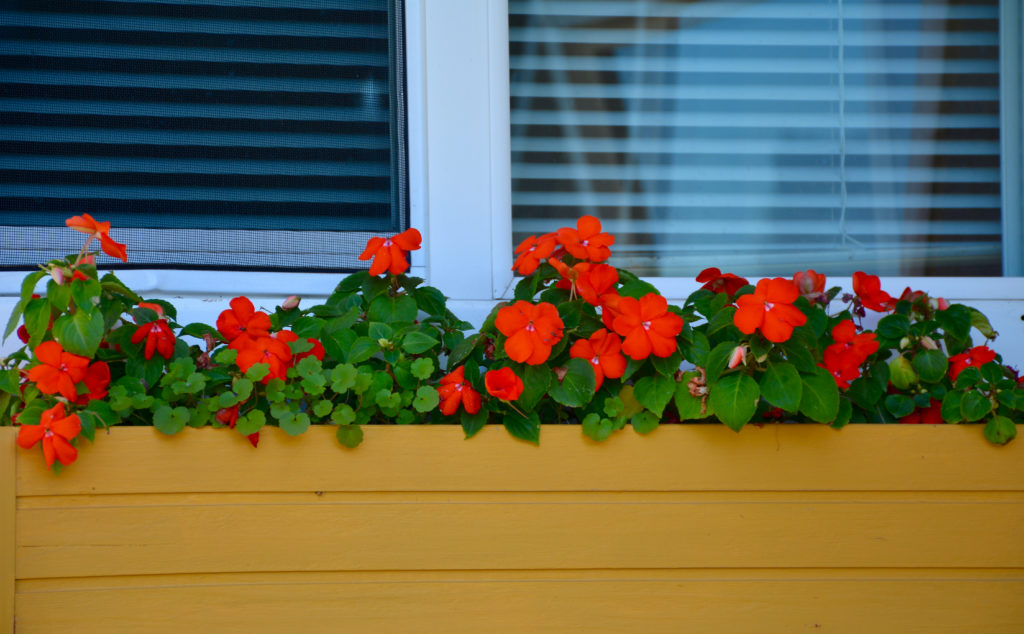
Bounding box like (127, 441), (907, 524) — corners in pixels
(509, 0), (1002, 277)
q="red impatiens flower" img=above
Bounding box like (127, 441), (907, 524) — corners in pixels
(556, 215), (614, 262)
(485, 367), (524, 402)
(512, 233), (558, 275)
(900, 398), (944, 424)
(948, 346), (998, 381)
(569, 329), (627, 390)
(550, 259), (619, 306)
(696, 267), (749, 296)
(26, 340), (90, 401)
(216, 405), (259, 447)
(733, 278), (808, 343)
(234, 336), (293, 384)
(852, 271), (893, 312)
(17, 402), (81, 468)
(611, 293), (684, 360)
(820, 320), (879, 388)
(131, 319), (176, 360)
(217, 296), (272, 344)
(65, 213), (127, 262)
(495, 300), (564, 365)
(358, 227), (422, 276)
(437, 365), (482, 416)
(793, 269), (827, 303)
(75, 361), (111, 405)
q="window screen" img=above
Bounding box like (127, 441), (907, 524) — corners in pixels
(510, 0), (1002, 277)
(0, 0), (407, 271)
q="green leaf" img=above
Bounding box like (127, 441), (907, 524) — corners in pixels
(980, 361), (1004, 386)
(651, 350), (683, 377)
(782, 339), (818, 374)
(705, 306), (738, 337)
(461, 408), (488, 438)
(954, 366), (981, 389)
(582, 413), (616, 442)
(336, 424), (364, 448)
(705, 341), (736, 382)
(912, 350), (948, 384)
(52, 309), (105, 357)
(633, 374), (676, 417)
(631, 410), (660, 435)
(513, 275), (540, 302)
(969, 308), (998, 339)
(70, 279), (101, 312)
(4, 270), (45, 341)
(683, 331), (711, 367)
(280, 412), (310, 436)
(330, 404), (355, 426)
(548, 358), (596, 408)
(368, 294), (418, 323)
(413, 386), (440, 412)
(330, 364), (358, 394)
(759, 361), (802, 413)
(245, 363), (270, 382)
(408, 357), (433, 381)
(984, 414), (1017, 445)
(673, 373), (706, 421)
(799, 366), (840, 423)
(831, 397), (853, 429)
(403, 331), (439, 354)
(447, 335), (479, 370)
(235, 410), (266, 435)
(0, 369), (19, 396)
(179, 322), (221, 341)
(876, 314), (911, 340)
(936, 304), (972, 341)
(313, 399), (333, 417)
(884, 394), (915, 418)
(518, 364), (552, 412)
(414, 286), (448, 316)
(708, 372), (760, 431)
(503, 410), (541, 445)
(803, 306), (828, 338)
(961, 390), (992, 422)
(46, 278), (72, 313)
(888, 356), (918, 390)
(346, 337), (379, 364)
(153, 405), (189, 435)
(23, 297), (51, 348)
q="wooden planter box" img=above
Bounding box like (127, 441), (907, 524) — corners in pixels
(3, 424), (1023, 633)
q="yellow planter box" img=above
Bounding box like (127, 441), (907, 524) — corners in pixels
(3, 424), (1024, 633)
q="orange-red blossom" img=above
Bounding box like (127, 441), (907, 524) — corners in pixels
(437, 365), (482, 416)
(550, 259), (618, 306)
(852, 272), (893, 312)
(556, 215), (614, 262)
(65, 213), (127, 262)
(358, 227), (422, 276)
(820, 320), (879, 389)
(512, 233), (558, 275)
(733, 278), (807, 343)
(17, 402), (81, 468)
(27, 340), (90, 401)
(217, 296), (271, 345)
(484, 367), (524, 402)
(495, 300), (564, 365)
(569, 329), (626, 390)
(611, 293), (684, 361)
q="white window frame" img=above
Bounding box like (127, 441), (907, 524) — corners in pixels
(2, 0), (1023, 361)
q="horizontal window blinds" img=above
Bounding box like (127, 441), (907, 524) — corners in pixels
(509, 0), (1002, 277)
(0, 0), (407, 271)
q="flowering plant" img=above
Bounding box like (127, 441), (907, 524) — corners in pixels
(2, 215), (1021, 470)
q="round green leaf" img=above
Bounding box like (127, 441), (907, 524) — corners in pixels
(413, 385), (440, 412)
(912, 350), (948, 383)
(884, 394), (915, 418)
(336, 424), (364, 448)
(984, 414), (1017, 445)
(961, 390), (992, 422)
(280, 412), (310, 436)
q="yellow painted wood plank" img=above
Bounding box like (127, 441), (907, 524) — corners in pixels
(15, 425), (1024, 496)
(14, 570), (1024, 633)
(17, 496), (1024, 578)
(0, 429), (14, 634)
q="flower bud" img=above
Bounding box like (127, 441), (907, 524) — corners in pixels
(282, 295), (301, 311)
(929, 297), (950, 311)
(50, 266), (66, 285)
(727, 345), (746, 369)
(899, 336), (911, 350)
(919, 336), (938, 350)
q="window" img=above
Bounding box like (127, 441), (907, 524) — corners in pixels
(508, 0), (1014, 277)
(0, 0), (408, 271)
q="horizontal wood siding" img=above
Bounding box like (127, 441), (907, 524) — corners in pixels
(4, 425), (1024, 632)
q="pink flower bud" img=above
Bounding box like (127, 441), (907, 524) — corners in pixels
(728, 345), (747, 369)
(282, 295), (301, 311)
(50, 266), (66, 285)
(930, 297), (950, 311)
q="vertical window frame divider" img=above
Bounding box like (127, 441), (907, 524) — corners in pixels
(1000, 0), (1023, 275)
